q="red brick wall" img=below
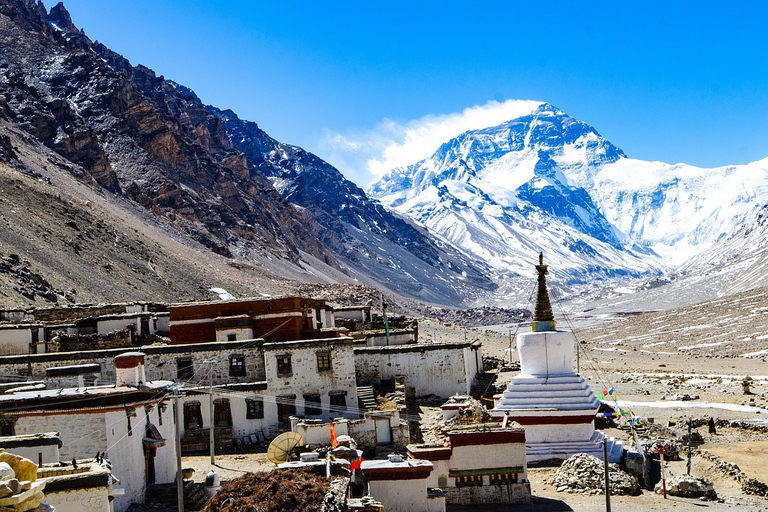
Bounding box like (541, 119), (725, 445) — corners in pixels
(170, 321), (217, 345)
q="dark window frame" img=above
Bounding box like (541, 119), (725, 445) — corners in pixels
(214, 398), (232, 428)
(329, 392), (346, 414)
(316, 352), (332, 372)
(277, 395), (296, 423)
(229, 355), (246, 377)
(276, 355), (292, 376)
(246, 398), (264, 419)
(177, 358), (194, 380)
(184, 401), (204, 430)
(304, 393), (322, 416)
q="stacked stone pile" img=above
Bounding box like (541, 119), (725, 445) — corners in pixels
(655, 475), (716, 499)
(646, 439), (682, 460)
(549, 453), (640, 495)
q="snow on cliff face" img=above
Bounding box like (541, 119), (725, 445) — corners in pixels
(368, 103), (768, 284)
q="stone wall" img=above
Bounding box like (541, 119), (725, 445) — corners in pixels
(44, 481), (111, 512)
(0, 340), (266, 386)
(354, 342), (482, 398)
(265, 338), (358, 422)
(442, 481), (531, 505)
(50, 329), (133, 353)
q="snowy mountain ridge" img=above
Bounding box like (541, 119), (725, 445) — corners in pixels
(368, 103), (768, 289)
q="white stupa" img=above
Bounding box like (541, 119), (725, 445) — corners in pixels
(492, 253), (621, 463)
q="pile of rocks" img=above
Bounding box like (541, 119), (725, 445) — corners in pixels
(662, 393), (700, 401)
(646, 439), (682, 460)
(656, 475), (716, 499)
(549, 453), (640, 496)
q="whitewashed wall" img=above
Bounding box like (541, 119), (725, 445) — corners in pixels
(264, 338), (358, 421)
(0, 326), (33, 355)
(355, 342), (482, 398)
(15, 411), (107, 461)
(44, 485), (111, 512)
(367, 474), (443, 512)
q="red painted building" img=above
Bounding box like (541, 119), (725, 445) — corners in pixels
(169, 297), (338, 345)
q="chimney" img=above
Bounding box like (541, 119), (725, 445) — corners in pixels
(114, 352), (146, 387)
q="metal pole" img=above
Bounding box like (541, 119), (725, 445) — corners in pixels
(603, 438), (611, 512)
(576, 336), (580, 373)
(208, 359), (216, 465)
(381, 294), (391, 346)
(174, 392), (184, 512)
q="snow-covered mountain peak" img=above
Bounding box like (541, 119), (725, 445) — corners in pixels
(368, 104), (768, 292)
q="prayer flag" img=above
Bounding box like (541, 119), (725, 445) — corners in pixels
(597, 392), (605, 400)
(330, 421), (339, 448)
(350, 457), (363, 472)
(609, 388), (617, 400)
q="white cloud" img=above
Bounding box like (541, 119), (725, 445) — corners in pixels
(318, 99), (543, 189)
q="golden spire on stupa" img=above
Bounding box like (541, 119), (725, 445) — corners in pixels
(532, 252), (556, 332)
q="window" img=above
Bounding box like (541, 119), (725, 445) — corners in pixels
(214, 399), (232, 428)
(184, 401), (203, 430)
(227, 334), (237, 342)
(229, 355), (246, 377)
(304, 394), (322, 416)
(0, 417), (17, 437)
(177, 358), (194, 380)
(455, 475), (483, 487)
(316, 352), (332, 371)
(277, 395), (296, 423)
(246, 398), (264, 419)
(276, 355), (292, 376)
(329, 392), (346, 414)
(489, 472), (518, 485)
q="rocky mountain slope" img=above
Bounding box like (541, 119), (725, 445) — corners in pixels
(0, 0), (494, 307)
(369, 103), (768, 297)
(206, 105), (495, 304)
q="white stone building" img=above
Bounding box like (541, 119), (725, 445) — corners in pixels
(354, 340), (482, 398)
(177, 336), (360, 452)
(407, 424), (530, 506)
(0, 353), (178, 512)
(361, 454), (445, 512)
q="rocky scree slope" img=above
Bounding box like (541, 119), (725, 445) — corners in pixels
(208, 105), (496, 304)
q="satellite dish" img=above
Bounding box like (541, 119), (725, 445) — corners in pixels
(267, 432), (305, 465)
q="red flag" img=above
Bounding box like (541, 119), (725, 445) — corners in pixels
(350, 457), (363, 472)
(330, 421), (339, 448)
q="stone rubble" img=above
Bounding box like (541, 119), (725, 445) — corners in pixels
(549, 453), (640, 496)
(655, 475), (716, 499)
(646, 439), (683, 460)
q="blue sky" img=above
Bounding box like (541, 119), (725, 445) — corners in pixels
(60, 1), (768, 188)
